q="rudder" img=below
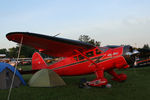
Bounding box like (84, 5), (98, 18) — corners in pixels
(32, 52), (48, 70)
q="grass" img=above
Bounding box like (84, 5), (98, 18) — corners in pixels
(1, 65), (150, 100)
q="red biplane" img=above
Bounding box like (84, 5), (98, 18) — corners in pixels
(6, 32), (139, 87)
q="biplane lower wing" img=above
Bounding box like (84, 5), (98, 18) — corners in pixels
(6, 32), (95, 57)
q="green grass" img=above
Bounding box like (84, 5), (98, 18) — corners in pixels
(19, 65), (33, 70)
(1, 66), (150, 100)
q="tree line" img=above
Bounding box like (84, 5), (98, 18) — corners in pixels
(0, 35), (149, 58)
(0, 45), (35, 58)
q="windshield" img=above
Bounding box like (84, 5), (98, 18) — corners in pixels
(99, 47), (109, 52)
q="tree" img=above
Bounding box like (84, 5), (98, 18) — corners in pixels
(20, 45), (36, 58)
(78, 35), (101, 46)
(0, 48), (7, 54)
(79, 35), (91, 43)
(7, 45), (36, 58)
(8, 47), (18, 58)
(143, 44), (150, 49)
(0, 48), (8, 57)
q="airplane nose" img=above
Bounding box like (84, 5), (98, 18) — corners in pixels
(123, 46), (139, 66)
(125, 50), (139, 56)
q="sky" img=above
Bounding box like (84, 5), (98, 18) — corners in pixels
(0, 0), (150, 49)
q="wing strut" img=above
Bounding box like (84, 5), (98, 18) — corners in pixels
(7, 36), (24, 100)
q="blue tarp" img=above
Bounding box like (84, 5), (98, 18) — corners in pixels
(0, 62), (26, 85)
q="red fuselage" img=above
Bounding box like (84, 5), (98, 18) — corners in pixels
(46, 46), (130, 76)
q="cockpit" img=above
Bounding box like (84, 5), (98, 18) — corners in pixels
(73, 48), (102, 61)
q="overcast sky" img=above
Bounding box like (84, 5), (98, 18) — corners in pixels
(0, 0), (150, 49)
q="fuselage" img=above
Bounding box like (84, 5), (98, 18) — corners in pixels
(47, 46), (132, 76)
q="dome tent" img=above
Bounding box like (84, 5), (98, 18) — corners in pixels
(0, 62), (26, 89)
(28, 69), (66, 87)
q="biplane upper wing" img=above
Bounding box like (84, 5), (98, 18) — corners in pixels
(6, 32), (95, 57)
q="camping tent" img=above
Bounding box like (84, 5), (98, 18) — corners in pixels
(0, 62), (26, 89)
(28, 69), (66, 87)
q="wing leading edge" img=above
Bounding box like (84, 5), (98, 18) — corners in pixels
(6, 32), (95, 57)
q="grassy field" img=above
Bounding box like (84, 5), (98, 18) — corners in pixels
(1, 65), (150, 100)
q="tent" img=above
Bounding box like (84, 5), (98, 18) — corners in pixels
(28, 69), (66, 87)
(0, 62), (26, 89)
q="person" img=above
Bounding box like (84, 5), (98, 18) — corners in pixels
(79, 78), (91, 88)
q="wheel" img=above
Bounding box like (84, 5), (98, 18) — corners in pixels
(105, 83), (112, 88)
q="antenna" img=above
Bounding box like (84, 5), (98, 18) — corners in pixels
(53, 33), (61, 37)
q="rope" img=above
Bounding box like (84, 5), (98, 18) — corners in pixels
(7, 37), (23, 100)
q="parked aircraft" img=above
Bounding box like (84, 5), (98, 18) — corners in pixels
(6, 32), (139, 87)
(134, 48), (150, 67)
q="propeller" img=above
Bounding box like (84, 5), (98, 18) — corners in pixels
(125, 49), (139, 56)
(123, 46), (140, 67)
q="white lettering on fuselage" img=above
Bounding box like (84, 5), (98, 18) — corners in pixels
(107, 54), (112, 56)
(107, 52), (119, 57)
(113, 52), (118, 55)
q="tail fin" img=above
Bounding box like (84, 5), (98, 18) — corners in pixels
(32, 52), (48, 70)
